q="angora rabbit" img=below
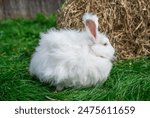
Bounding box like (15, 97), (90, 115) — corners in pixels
(29, 13), (115, 91)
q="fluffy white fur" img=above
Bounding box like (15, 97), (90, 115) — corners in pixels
(29, 13), (115, 90)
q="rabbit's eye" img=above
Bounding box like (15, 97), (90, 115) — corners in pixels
(104, 43), (107, 46)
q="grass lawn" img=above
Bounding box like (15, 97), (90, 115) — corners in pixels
(0, 14), (150, 101)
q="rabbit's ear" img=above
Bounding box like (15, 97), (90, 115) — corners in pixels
(86, 20), (97, 39)
(83, 13), (99, 42)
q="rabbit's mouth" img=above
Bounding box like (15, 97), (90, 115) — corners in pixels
(111, 56), (117, 63)
(99, 55), (116, 63)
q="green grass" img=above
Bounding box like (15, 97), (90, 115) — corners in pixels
(0, 14), (150, 101)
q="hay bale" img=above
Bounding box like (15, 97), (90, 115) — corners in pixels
(57, 0), (150, 59)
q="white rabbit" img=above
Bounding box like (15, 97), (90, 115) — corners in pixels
(29, 13), (115, 91)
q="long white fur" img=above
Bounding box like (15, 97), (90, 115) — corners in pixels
(29, 13), (115, 90)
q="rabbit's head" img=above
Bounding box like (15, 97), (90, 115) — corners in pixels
(83, 13), (116, 62)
